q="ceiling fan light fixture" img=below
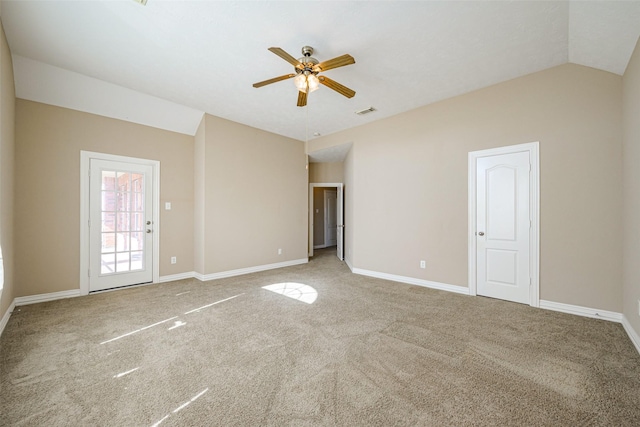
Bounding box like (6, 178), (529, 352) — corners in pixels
(294, 72), (320, 94)
(307, 74), (320, 93)
(294, 73), (308, 92)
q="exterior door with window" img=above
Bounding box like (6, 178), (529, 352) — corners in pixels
(89, 159), (154, 292)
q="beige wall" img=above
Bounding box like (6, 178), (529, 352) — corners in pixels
(309, 162), (344, 183)
(343, 147), (354, 266)
(309, 64), (623, 312)
(15, 100), (195, 296)
(0, 20), (15, 317)
(623, 38), (640, 335)
(193, 118), (206, 274)
(197, 114), (307, 274)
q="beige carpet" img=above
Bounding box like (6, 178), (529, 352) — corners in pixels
(1, 248), (639, 426)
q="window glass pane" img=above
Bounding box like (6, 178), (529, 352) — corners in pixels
(102, 191), (116, 211)
(116, 252), (130, 272)
(102, 171), (116, 191)
(132, 174), (143, 192)
(101, 253), (115, 274)
(117, 172), (131, 192)
(101, 233), (115, 253)
(131, 213), (144, 231)
(117, 192), (130, 212)
(133, 192), (143, 212)
(131, 251), (143, 271)
(102, 212), (115, 232)
(117, 233), (130, 252)
(131, 232), (144, 250)
(117, 213), (130, 232)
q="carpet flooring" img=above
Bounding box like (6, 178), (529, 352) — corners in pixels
(1, 248), (639, 426)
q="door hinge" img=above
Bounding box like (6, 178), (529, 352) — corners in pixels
(529, 277), (532, 286)
(88, 219), (91, 228)
(88, 269), (91, 277)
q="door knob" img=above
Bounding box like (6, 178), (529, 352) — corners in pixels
(146, 229), (152, 234)
(146, 221), (152, 225)
(478, 232), (485, 236)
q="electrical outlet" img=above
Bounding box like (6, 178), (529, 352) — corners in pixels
(420, 260), (426, 269)
(171, 256), (177, 264)
(278, 248), (282, 255)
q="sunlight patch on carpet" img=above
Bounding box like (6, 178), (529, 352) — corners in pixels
(151, 388), (209, 427)
(113, 367), (139, 378)
(262, 283), (318, 304)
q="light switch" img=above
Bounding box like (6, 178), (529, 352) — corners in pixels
(165, 202), (172, 210)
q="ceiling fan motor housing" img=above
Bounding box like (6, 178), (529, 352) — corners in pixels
(296, 45), (319, 76)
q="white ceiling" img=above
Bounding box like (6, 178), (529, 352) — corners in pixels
(2, 1), (639, 142)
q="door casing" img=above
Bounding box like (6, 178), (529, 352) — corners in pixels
(309, 182), (344, 259)
(80, 151), (160, 295)
(468, 142), (540, 307)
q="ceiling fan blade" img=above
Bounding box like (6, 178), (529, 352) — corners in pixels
(253, 74), (296, 88)
(314, 54), (355, 72)
(297, 91), (308, 107)
(318, 76), (356, 98)
(268, 47), (303, 69)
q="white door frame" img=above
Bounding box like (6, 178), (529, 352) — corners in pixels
(468, 142), (540, 307)
(79, 151), (160, 296)
(309, 182), (343, 258)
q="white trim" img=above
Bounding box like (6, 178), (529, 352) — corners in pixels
(90, 281), (155, 294)
(0, 299), (16, 337)
(15, 289), (82, 306)
(468, 141), (540, 307)
(539, 299), (622, 322)
(353, 268), (469, 295)
(622, 316), (640, 355)
(345, 258), (354, 272)
(159, 271), (196, 283)
(195, 258), (308, 282)
(80, 151), (160, 296)
(309, 182), (343, 258)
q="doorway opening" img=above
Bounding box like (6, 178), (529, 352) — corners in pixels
(309, 183), (344, 260)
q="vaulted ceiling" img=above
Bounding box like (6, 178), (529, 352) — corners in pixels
(2, 1), (639, 141)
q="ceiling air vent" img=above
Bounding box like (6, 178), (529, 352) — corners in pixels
(355, 107), (376, 115)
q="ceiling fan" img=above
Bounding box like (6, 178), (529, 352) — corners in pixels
(253, 46), (356, 107)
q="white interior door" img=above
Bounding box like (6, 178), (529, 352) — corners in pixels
(325, 190), (337, 246)
(336, 184), (344, 260)
(476, 151), (530, 304)
(89, 159), (154, 292)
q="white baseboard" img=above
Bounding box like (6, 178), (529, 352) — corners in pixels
(14, 289), (82, 306)
(159, 271), (196, 283)
(0, 299), (16, 337)
(622, 316), (640, 355)
(195, 258), (308, 282)
(352, 268), (470, 295)
(345, 258), (353, 272)
(539, 300), (623, 323)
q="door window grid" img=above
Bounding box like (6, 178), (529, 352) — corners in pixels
(100, 170), (145, 274)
